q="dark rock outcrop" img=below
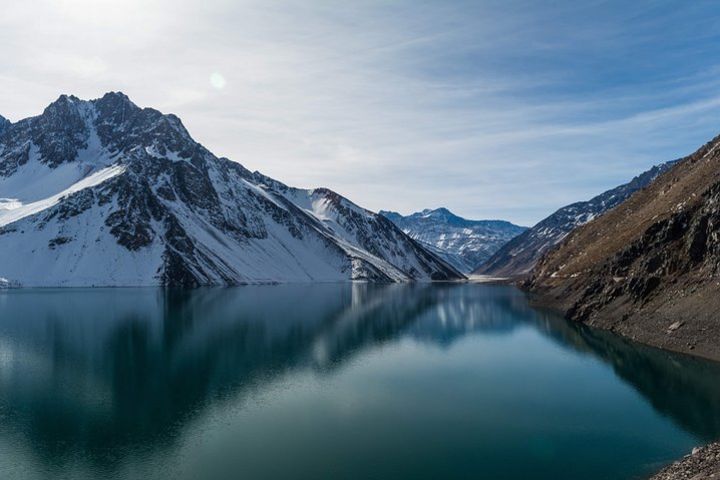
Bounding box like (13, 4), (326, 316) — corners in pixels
(0, 115), (10, 136)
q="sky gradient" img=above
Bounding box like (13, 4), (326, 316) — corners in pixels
(2, 0), (720, 225)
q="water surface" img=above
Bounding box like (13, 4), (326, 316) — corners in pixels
(0, 284), (719, 480)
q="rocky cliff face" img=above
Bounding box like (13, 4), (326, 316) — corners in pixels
(527, 133), (720, 361)
(380, 208), (525, 273)
(477, 161), (676, 277)
(0, 93), (462, 287)
(0, 115), (9, 136)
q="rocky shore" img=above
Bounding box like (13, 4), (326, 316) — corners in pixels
(649, 443), (720, 479)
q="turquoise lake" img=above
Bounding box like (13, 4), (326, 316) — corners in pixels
(0, 283), (719, 479)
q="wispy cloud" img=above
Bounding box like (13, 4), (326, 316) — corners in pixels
(1, 0), (719, 225)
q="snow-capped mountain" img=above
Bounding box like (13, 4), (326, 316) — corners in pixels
(0, 93), (463, 287)
(380, 208), (526, 273)
(476, 160), (677, 277)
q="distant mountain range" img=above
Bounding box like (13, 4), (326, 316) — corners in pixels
(380, 208), (526, 273)
(476, 160), (676, 277)
(0, 93), (462, 287)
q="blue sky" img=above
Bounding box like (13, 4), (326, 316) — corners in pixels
(2, 0), (720, 225)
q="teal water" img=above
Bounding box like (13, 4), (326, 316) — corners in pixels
(0, 284), (719, 480)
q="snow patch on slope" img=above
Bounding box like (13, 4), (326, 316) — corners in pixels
(0, 92), (463, 287)
(0, 164), (126, 227)
(0, 196), (164, 287)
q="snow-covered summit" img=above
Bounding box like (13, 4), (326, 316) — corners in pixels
(0, 93), (463, 287)
(380, 208), (526, 273)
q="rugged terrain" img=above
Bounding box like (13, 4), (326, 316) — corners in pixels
(528, 133), (720, 361)
(649, 443), (720, 479)
(380, 208), (525, 273)
(477, 160), (676, 277)
(0, 93), (462, 287)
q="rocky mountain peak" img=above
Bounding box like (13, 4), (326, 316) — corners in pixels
(90, 93), (194, 158)
(0, 93), (463, 287)
(51, 93), (81, 105)
(0, 115), (9, 135)
(422, 207), (452, 219)
(42, 94), (82, 118)
(0, 92), (198, 171)
(99, 91), (131, 103)
(381, 208), (526, 273)
(92, 91), (141, 122)
(26, 95), (91, 168)
(378, 210), (403, 222)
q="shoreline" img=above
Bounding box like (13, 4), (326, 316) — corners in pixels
(524, 285), (720, 363)
(648, 442), (720, 479)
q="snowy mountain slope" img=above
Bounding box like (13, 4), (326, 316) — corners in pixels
(0, 92), (463, 287)
(476, 160), (677, 277)
(380, 208), (526, 273)
(0, 164), (126, 227)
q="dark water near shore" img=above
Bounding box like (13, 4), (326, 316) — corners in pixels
(0, 284), (719, 480)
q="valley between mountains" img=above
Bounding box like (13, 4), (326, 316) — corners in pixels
(2, 91), (720, 479)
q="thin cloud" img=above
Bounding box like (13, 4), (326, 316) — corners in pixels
(1, 0), (719, 225)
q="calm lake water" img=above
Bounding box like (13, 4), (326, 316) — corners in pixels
(0, 284), (719, 480)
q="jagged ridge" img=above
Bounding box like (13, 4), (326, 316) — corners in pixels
(476, 160), (676, 277)
(0, 93), (463, 287)
(380, 208), (525, 273)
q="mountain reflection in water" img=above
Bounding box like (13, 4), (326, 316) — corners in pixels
(0, 283), (718, 480)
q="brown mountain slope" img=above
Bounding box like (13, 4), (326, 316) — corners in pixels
(527, 133), (720, 361)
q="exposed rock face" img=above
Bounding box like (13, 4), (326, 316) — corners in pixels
(649, 442), (720, 479)
(528, 133), (720, 361)
(476, 161), (676, 277)
(380, 208), (525, 273)
(0, 93), (462, 287)
(0, 115), (9, 136)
